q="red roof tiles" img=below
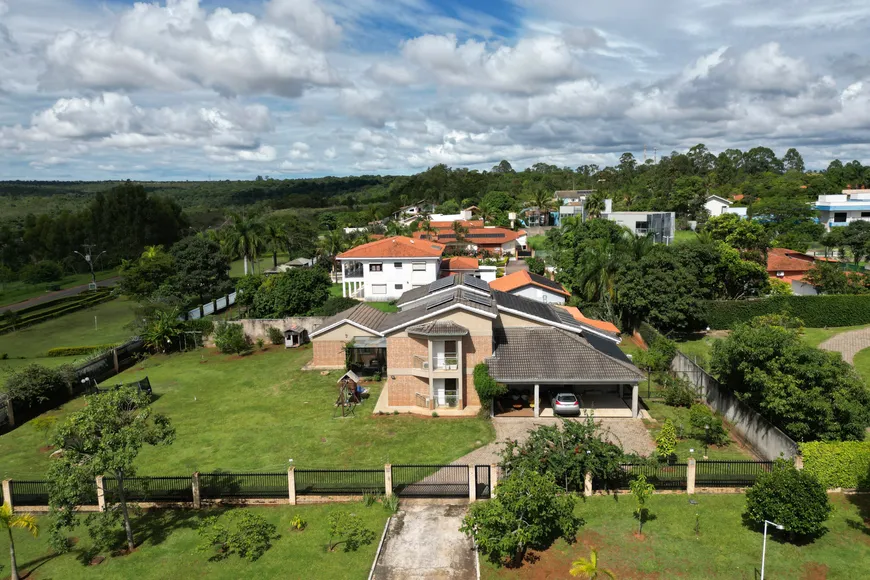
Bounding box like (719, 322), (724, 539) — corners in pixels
(337, 236), (445, 259)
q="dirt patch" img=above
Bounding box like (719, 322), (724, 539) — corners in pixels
(801, 562), (828, 580)
(38, 445), (55, 453)
(88, 555), (106, 566)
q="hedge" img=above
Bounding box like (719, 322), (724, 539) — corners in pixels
(46, 344), (121, 358)
(704, 295), (870, 329)
(799, 441), (870, 490)
(9, 288), (112, 318)
(0, 293), (117, 335)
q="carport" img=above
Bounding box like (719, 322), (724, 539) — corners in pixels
(486, 327), (644, 418)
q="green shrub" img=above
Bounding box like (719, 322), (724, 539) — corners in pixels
(662, 375), (695, 407)
(186, 318), (215, 337)
(799, 441), (870, 490)
(705, 295), (870, 329)
(745, 460), (832, 540)
(20, 260), (64, 284)
(290, 514), (307, 531)
(327, 511), (376, 552)
(688, 404), (728, 445)
(214, 321), (252, 355)
(524, 257), (545, 275)
(4, 364), (76, 407)
(267, 326), (284, 345)
(383, 494), (400, 513)
(46, 344), (120, 357)
(310, 296), (361, 317)
(634, 335), (677, 373)
(473, 363), (507, 404)
(197, 511), (278, 561)
(655, 419), (677, 461)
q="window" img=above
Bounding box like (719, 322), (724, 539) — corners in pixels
(862, 212), (870, 218)
(369, 263), (383, 272)
(394, 262), (403, 269)
(776, 271), (785, 277)
(412, 262), (426, 271)
(395, 284), (403, 290)
(834, 212), (847, 223)
(372, 284), (387, 294)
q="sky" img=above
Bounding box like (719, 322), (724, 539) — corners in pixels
(1, 0), (869, 180)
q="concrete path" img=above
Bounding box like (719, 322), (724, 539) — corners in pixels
(452, 417), (656, 467)
(371, 503), (476, 580)
(819, 326), (870, 364)
(0, 277), (119, 312)
(504, 259), (528, 275)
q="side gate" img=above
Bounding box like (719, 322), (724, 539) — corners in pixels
(392, 465), (469, 498)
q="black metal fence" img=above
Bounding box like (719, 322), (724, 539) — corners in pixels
(592, 463), (689, 491)
(296, 469), (385, 496)
(475, 465), (491, 499)
(695, 460), (773, 488)
(200, 472), (288, 499)
(9, 481), (51, 506)
(392, 464), (469, 497)
(104, 476), (193, 503)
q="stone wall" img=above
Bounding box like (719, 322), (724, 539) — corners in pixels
(205, 317), (326, 346)
(671, 352), (798, 460)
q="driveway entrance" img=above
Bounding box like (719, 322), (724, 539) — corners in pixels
(371, 503), (477, 580)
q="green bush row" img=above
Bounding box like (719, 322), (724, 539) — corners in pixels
(0, 293), (117, 335)
(12, 291), (112, 325)
(46, 344), (121, 357)
(704, 295), (870, 329)
(11, 288), (112, 317)
(799, 441), (870, 490)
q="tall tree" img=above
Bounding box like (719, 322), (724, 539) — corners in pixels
(782, 148), (805, 172)
(1, 503), (39, 580)
(169, 235), (232, 304)
(225, 212), (263, 275)
(48, 388), (175, 553)
(316, 229), (349, 275)
(263, 221), (287, 269)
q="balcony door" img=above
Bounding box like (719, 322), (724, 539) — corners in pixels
(435, 378), (458, 407)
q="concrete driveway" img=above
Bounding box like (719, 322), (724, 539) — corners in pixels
(371, 503), (477, 580)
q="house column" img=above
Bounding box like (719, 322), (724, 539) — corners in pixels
(456, 337), (464, 408)
(631, 383), (639, 418)
(341, 262), (347, 297)
(534, 384), (540, 418)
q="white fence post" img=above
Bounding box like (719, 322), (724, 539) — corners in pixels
(468, 466), (477, 502)
(2, 479), (12, 511)
(687, 458), (696, 494)
(192, 472), (201, 509)
(288, 467), (297, 505)
(384, 464), (393, 497)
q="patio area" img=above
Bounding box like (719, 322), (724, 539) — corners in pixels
(493, 385), (639, 419)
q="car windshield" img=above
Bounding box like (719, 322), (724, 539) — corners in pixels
(557, 395), (577, 403)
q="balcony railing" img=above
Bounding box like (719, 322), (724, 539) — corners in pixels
(343, 264), (364, 279)
(413, 355), (429, 370)
(434, 354), (459, 371)
(435, 394), (460, 408)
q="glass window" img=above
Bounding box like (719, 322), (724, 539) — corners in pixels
(412, 262), (426, 271)
(372, 284), (387, 294)
(395, 284), (403, 290)
(834, 213), (847, 223)
(394, 262), (403, 268)
(862, 212), (870, 218)
(369, 263), (383, 272)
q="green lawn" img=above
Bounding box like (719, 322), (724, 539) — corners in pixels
(482, 493), (870, 580)
(0, 503), (388, 580)
(229, 253), (289, 278)
(645, 402), (755, 460)
(0, 269), (117, 308)
(328, 284), (398, 313)
(673, 230), (698, 244)
(854, 347), (870, 387)
(0, 346), (495, 479)
(527, 235), (548, 251)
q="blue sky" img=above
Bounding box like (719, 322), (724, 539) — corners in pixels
(1, 0), (870, 179)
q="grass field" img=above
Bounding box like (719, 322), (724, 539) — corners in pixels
(0, 298), (138, 376)
(0, 502), (388, 580)
(0, 346), (495, 479)
(854, 347), (870, 387)
(328, 284), (398, 312)
(0, 268), (117, 308)
(645, 402), (755, 460)
(673, 230), (698, 244)
(482, 493), (869, 579)
(527, 235), (548, 250)
(228, 253), (289, 278)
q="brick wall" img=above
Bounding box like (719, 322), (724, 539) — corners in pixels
(312, 341), (346, 368)
(463, 374), (482, 407)
(386, 337), (428, 369)
(386, 375), (429, 407)
(462, 335), (493, 369)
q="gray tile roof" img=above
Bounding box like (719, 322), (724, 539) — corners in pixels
(486, 327), (643, 384)
(313, 303), (390, 336)
(396, 273), (492, 308)
(378, 287), (496, 333)
(407, 320), (469, 337)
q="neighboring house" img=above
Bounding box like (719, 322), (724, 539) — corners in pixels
(418, 207), (478, 224)
(415, 221), (528, 255)
(392, 201), (434, 221)
(337, 236), (445, 301)
(766, 247), (838, 295)
(704, 195), (748, 218)
(310, 274), (643, 418)
(555, 190), (594, 227)
(602, 200), (676, 244)
(265, 257), (313, 274)
(814, 189), (870, 231)
(441, 257), (498, 283)
(489, 270), (571, 304)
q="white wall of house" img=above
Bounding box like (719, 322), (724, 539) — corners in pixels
(512, 286), (566, 304)
(340, 257), (441, 301)
(478, 266), (497, 282)
(704, 198), (731, 216)
(815, 192), (870, 231)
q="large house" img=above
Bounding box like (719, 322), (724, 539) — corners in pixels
(602, 200), (676, 244)
(414, 221), (528, 255)
(489, 270), (571, 304)
(814, 189), (870, 231)
(337, 236), (445, 301)
(704, 195), (748, 219)
(310, 274), (643, 418)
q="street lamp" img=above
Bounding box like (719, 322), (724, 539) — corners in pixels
(74, 246), (107, 288)
(760, 519), (784, 580)
(703, 424), (710, 459)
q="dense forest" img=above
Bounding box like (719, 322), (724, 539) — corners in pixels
(1, 144), (868, 280)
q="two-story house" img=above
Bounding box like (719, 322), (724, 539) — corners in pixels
(337, 236), (445, 302)
(489, 271), (570, 304)
(310, 274), (643, 418)
(814, 190), (870, 231)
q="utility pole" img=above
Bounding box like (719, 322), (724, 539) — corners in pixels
(74, 245), (107, 289)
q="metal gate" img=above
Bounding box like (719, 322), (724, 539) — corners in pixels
(392, 464), (469, 497)
(475, 465), (491, 499)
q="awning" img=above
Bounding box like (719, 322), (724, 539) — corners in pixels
(350, 336), (387, 348)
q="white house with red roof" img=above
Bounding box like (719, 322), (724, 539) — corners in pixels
(489, 270), (571, 304)
(337, 236), (446, 301)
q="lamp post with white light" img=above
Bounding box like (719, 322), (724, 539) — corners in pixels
(760, 519), (784, 580)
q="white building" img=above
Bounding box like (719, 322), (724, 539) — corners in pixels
(337, 236), (445, 302)
(814, 190), (870, 231)
(602, 200), (675, 244)
(489, 271), (571, 304)
(704, 195), (748, 218)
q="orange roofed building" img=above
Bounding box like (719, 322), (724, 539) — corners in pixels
(414, 220), (528, 256)
(489, 270), (571, 304)
(766, 247), (837, 295)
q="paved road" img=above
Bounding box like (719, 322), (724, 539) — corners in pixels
(504, 258), (529, 275)
(372, 504), (476, 580)
(819, 326), (870, 364)
(0, 277), (119, 313)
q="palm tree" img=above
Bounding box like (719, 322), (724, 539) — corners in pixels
(623, 229), (655, 261)
(533, 188), (555, 226)
(478, 205), (496, 226)
(419, 217), (436, 240)
(585, 192), (606, 220)
(225, 212), (263, 276)
(452, 220), (469, 242)
(385, 221), (410, 237)
(140, 245), (163, 260)
(263, 221), (287, 269)
(316, 229), (348, 276)
(575, 238), (623, 320)
(569, 549), (615, 579)
(2, 502), (39, 580)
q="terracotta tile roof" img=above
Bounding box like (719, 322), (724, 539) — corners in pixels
(414, 227), (526, 245)
(766, 247), (819, 274)
(489, 271), (570, 297)
(441, 257), (479, 271)
(556, 305), (621, 334)
(337, 236), (445, 259)
(429, 220), (484, 229)
(732, 194), (745, 201)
